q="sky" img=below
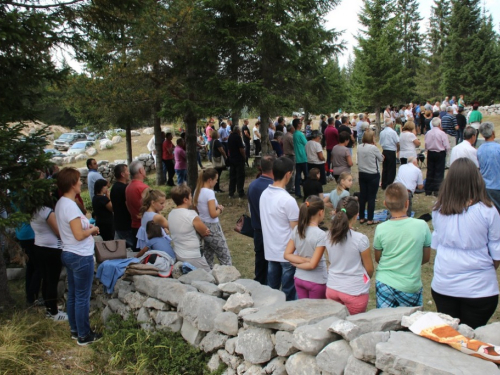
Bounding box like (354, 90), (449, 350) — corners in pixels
(325, 0), (500, 67)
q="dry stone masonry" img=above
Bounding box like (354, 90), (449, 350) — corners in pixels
(97, 263), (500, 375)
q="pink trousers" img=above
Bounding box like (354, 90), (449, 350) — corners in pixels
(326, 287), (369, 315)
(294, 277), (326, 299)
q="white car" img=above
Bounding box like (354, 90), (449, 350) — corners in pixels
(67, 141), (94, 155)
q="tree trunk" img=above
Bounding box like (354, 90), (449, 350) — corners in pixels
(260, 109), (270, 155)
(375, 106), (381, 136)
(125, 123), (132, 164)
(0, 232), (14, 308)
(185, 111), (198, 193)
(232, 113), (239, 128)
(153, 102), (164, 186)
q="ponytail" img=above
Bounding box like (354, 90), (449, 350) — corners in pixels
(193, 168), (218, 208)
(329, 196), (359, 244)
(337, 171), (352, 195)
(139, 189), (166, 217)
(297, 196), (324, 239)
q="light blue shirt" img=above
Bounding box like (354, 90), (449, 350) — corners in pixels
(431, 203), (500, 298)
(379, 127), (399, 151)
(477, 141), (500, 190)
(88, 170), (105, 200)
(218, 126), (230, 142)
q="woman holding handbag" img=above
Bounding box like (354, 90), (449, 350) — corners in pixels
(211, 130), (227, 193)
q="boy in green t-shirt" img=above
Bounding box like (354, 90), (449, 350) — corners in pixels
(373, 183), (431, 308)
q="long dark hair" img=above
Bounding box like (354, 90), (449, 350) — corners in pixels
(434, 157), (491, 215)
(297, 196), (324, 239)
(329, 197), (359, 244)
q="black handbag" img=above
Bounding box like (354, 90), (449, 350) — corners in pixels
(234, 214), (254, 238)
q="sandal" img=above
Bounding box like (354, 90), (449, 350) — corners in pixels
(359, 219), (367, 224)
(366, 220), (380, 225)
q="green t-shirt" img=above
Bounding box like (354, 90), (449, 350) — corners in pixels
(293, 132), (308, 163)
(373, 218), (431, 293)
(468, 110), (482, 124)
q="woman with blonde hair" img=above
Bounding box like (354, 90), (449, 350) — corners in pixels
(399, 121), (421, 165)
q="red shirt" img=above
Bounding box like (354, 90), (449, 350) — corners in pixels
(324, 125), (339, 150)
(162, 139), (174, 160)
(125, 179), (149, 229)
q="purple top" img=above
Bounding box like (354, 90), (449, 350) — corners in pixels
(174, 146), (187, 169)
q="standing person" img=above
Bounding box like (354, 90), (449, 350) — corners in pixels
(424, 118), (450, 196)
(302, 168), (324, 201)
(356, 113), (365, 144)
(450, 126), (478, 167)
(304, 119), (313, 140)
(110, 164), (134, 249)
(284, 196), (327, 299)
(92, 179), (114, 241)
(431, 158), (500, 328)
(86, 158), (105, 200)
(241, 119), (252, 167)
(55, 167), (101, 345)
(357, 130), (384, 225)
(125, 161), (149, 249)
(227, 126), (246, 198)
(15, 220), (39, 305)
(325, 197), (373, 314)
(477, 122), (500, 213)
(260, 157), (299, 301)
(455, 106), (467, 144)
(338, 116), (355, 154)
(395, 157), (424, 217)
(468, 102), (482, 146)
(331, 132), (353, 181)
(458, 94), (465, 107)
(374, 183), (431, 308)
(193, 168), (233, 268)
(162, 131), (175, 186)
(399, 121), (420, 165)
(218, 121), (230, 154)
(324, 117), (339, 179)
(248, 155), (275, 285)
(205, 119), (214, 161)
(174, 138), (187, 185)
(136, 189), (169, 249)
(305, 130), (326, 185)
(282, 124), (296, 194)
(379, 119), (399, 189)
(441, 106), (458, 168)
(271, 131), (284, 157)
(253, 121), (262, 156)
(319, 115), (328, 148)
(196, 135), (206, 170)
(293, 118), (308, 198)
(210, 130), (227, 193)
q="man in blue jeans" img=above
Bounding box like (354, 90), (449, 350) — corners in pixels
(259, 157), (299, 300)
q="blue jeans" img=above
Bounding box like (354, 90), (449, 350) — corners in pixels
(115, 229), (135, 249)
(295, 162), (308, 197)
(267, 261), (297, 301)
(61, 252), (94, 338)
(175, 169), (187, 185)
(197, 151), (203, 168)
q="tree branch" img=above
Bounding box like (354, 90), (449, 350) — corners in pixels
(4, 0), (85, 9)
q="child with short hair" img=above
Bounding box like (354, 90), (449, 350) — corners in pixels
(374, 182), (431, 308)
(324, 171), (352, 212)
(135, 221), (176, 261)
(302, 168), (323, 202)
(284, 196), (327, 299)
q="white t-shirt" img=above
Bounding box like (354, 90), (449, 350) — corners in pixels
(197, 188), (219, 223)
(404, 109), (414, 120)
(452, 104), (458, 115)
(168, 208), (202, 259)
(292, 226), (327, 284)
(450, 141), (479, 167)
(399, 131), (418, 159)
(433, 105), (440, 112)
(31, 206), (61, 249)
(55, 197), (94, 256)
(260, 185), (300, 262)
(395, 163), (424, 193)
(253, 126), (260, 140)
(305, 140), (323, 164)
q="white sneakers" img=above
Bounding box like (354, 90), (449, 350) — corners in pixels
(47, 310), (68, 321)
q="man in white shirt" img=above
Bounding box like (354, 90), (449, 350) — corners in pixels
(379, 119), (400, 189)
(450, 126), (479, 167)
(433, 101), (441, 113)
(404, 104), (414, 121)
(260, 156), (299, 301)
(395, 157), (424, 217)
(87, 158), (106, 200)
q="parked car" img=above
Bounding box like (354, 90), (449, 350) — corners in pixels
(105, 128), (126, 139)
(53, 133), (87, 151)
(44, 148), (65, 158)
(87, 132), (105, 141)
(67, 141), (94, 156)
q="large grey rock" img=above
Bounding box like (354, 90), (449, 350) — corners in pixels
(344, 356), (378, 375)
(85, 147), (98, 156)
(243, 299), (348, 332)
(192, 281), (222, 297)
(293, 316), (342, 355)
(177, 291), (225, 331)
(457, 324), (475, 339)
(214, 311), (239, 336)
(243, 365), (263, 375)
(199, 331), (229, 353)
(208, 353), (221, 372)
(263, 356), (287, 375)
(117, 282), (134, 302)
(346, 306), (422, 335)
(316, 340), (352, 375)
(218, 282), (249, 295)
(6, 268), (25, 281)
(235, 328), (275, 364)
(275, 331), (299, 357)
(285, 352), (321, 375)
(475, 322), (500, 345)
(123, 291), (147, 310)
(212, 264), (241, 284)
(328, 319), (362, 342)
(107, 298), (130, 319)
(376, 331), (500, 374)
(218, 349), (243, 370)
(350, 331), (390, 364)
(143, 127), (155, 135)
(402, 311), (460, 330)
(101, 306), (112, 323)
(133, 275), (179, 299)
(234, 279), (285, 308)
(156, 280), (197, 307)
(154, 311), (183, 332)
(225, 337), (238, 355)
(224, 293), (254, 314)
(180, 319), (206, 347)
(142, 297), (168, 310)
(178, 268), (216, 285)
(136, 307), (153, 330)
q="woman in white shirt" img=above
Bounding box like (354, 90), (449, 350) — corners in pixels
(399, 121), (421, 164)
(193, 168), (233, 268)
(55, 168), (100, 345)
(431, 158), (500, 328)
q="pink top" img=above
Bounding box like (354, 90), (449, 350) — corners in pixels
(206, 126), (213, 141)
(425, 127), (450, 152)
(174, 146), (187, 170)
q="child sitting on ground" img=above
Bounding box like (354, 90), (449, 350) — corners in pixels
(302, 168), (323, 202)
(324, 171), (352, 213)
(136, 221), (176, 261)
(373, 182), (431, 308)
(284, 196), (327, 299)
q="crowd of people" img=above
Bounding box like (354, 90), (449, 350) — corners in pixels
(13, 97), (500, 348)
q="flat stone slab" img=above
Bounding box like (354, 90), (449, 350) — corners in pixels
(178, 291), (225, 332)
(346, 306), (421, 335)
(243, 299), (348, 331)
(375, 331), (500, 374)
(475, 322), (500, 346)
(234, 279), (285, 308)
(178, 269), (216, 285)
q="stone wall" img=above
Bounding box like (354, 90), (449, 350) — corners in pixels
(95, 265), (500, 375)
